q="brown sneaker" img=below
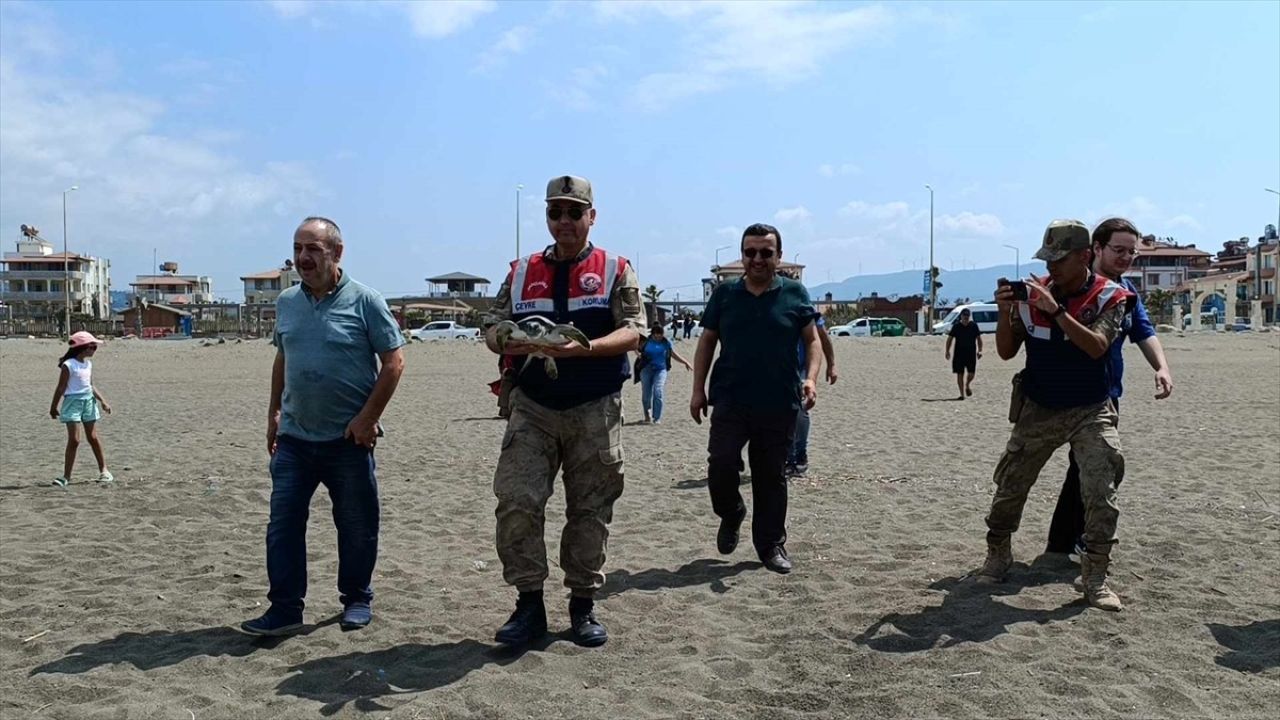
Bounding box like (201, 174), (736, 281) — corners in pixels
(975, 534), (1012, 583)
(1081, 553), (1124, 611)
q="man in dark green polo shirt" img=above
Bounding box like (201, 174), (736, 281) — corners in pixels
(690, 223), (820, 574)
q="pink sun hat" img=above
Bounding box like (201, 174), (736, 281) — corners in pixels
(68, 331), (105, 349)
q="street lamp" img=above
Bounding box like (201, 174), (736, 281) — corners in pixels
(1266, 188), (1279, 234)
(925, 184), (935, 318)
(714, 245), (732, 267)
(515, 184), (523, 259)
(1002, 244), (1020, 278)
(62, 185), (79, 337)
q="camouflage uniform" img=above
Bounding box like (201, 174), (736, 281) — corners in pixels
(487, 249), (644, 595)
(987, 302), (1126, 553)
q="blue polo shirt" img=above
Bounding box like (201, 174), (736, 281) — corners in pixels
(796, 315), (825, 376)
(274, 272), (405, 442)
(1109, 277), (1156, 400)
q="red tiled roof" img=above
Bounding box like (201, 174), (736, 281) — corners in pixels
(129, 277), (200, 287)
(240, 270), (282, 280)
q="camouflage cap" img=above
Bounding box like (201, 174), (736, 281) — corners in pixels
(1034, 219), (1091, 262)
(546, 175), (592, 205)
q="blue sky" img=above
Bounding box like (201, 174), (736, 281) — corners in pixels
(1, 0), (1277, 301)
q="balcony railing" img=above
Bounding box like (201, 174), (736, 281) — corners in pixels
(1, 290), (87, 302)
(0, 270), (88, 282)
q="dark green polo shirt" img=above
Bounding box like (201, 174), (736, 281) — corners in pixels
(700, 276), (818, 411)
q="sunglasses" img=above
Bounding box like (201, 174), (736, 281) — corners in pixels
(742, 248), (776, 260)
(547, 206), (587, 221)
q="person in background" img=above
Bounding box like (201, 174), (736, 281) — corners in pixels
(636, 322), (692, 424)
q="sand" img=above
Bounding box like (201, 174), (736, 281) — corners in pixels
(1, 331), (1277, 719)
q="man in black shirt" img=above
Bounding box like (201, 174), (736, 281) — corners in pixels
(945, 308), (983, 399)
(691, 223), (821, 574)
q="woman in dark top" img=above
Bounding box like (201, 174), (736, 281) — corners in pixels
(635, 323), (691, 424)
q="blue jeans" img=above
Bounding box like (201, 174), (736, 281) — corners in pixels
(787, 406), (810, 464)
(640, 366), (668, 421)
(266, 434), (380, 617)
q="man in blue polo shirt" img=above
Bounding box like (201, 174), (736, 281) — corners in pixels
(1045, 217), (1174, 557)
(691, 223), (821, 574)
(241, 216), (406, 637)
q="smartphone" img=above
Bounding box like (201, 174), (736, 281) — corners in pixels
(999, 278), (1029, 301)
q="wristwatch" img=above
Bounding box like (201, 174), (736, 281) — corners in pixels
(1051, 306), (1067, 319)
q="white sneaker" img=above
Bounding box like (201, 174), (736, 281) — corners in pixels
(97, 470), (114, 483)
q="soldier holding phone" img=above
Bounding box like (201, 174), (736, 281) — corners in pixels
(976, 220), (1133, 612)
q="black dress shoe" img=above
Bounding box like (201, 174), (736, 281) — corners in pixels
(761, 546), (793, 574)
(717, 510), (746, 555)
(495, 594), (547, 646)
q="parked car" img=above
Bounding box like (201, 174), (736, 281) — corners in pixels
(1182, 311), (1221, 329)
(410, 320), (480, 341)
(932, 303), (1000, 335)
(831, 317), (908, 337)
(1230, 316), (1253, 332)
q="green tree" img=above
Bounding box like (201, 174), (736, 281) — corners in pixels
(1145, 289), (1175, 326)
(643, 284), (663, 304)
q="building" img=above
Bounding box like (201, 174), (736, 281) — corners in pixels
(129, 262), (213, 305)
(1245, 237), (1278, 323)
(241, 261), (301, 304)
(120, 301), (192, 337)
(0, 225), (112, 319)
(703, 259), (806, 299)
(425, 272), (490, 299)
(1121, 237), (1211, 294)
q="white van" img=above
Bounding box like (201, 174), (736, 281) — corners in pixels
(932, 303), (999, 335)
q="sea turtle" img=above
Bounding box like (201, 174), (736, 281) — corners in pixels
(493, 315), (592, 380)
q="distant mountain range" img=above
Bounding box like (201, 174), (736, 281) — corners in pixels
(809, 264), (1026, 305)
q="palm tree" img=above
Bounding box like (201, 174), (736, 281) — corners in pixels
(1145, 289), (1174, 325)
(643, 284), (663, 304)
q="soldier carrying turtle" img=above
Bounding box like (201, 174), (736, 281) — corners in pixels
(482, 174), (645, 647)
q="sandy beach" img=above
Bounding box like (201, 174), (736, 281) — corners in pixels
(1, 332), (1277, 719)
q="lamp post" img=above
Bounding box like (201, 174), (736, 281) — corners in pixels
(925, 184), (935, 320)
(62, 185), (79, 337)
(714, 245), (732, 267)
(1266, 188), (1279, 235)
(515, 184), (523, 259)
(1003, 244), (1020, 278)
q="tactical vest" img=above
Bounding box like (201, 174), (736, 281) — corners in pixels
(504, 245), (631, 410)
(1017, 273), (1133, 409)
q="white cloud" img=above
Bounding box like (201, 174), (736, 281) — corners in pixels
(267, 0), (312, 20)
(602, 1), (893, 111)
(1089, 196), (1203, 238)
(268, 0), (494, 39)
(937, 211), (1005, 237)
(474, 25), (534, 73)
(818, 163), (860, 178)
(546, 64), (609, 112)
(403, 0), (496, 39)
(840, 200), (912, 222)
(715, 225), (739, 237)
(0, 15), (321, 296)
(774, 206), (812, 224)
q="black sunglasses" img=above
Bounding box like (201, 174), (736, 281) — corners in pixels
(743, 248), (775, 259)
(547, 206), (587, 221)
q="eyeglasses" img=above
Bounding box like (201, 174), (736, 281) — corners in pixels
(547, 206), (587, 221)
(1106, 246), (1140, 258)
(742, 248), (776, 260)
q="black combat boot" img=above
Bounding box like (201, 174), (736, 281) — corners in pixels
(568, 596), (608, 648)
(495, 590), (547, 646)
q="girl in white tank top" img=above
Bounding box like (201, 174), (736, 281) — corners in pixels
(49, 332), (114, 487)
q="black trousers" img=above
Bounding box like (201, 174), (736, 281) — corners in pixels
(1046, 399), (1121, 553)
(706, 403), (797, 556)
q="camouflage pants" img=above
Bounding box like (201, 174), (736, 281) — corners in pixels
(494, 388), (625, 595)
(986, 397), (1124, 554)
